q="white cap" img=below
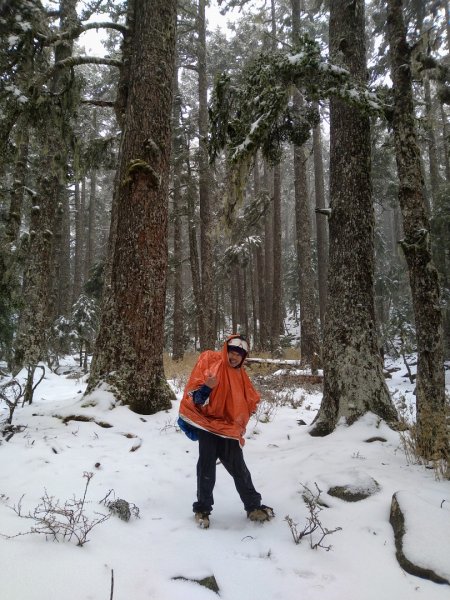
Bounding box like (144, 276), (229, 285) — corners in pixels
(227, 337), (249, 353)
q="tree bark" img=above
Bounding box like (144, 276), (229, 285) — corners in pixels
(311, 0), (397, 435)
(423, 74), (441, 211)
(6, 123), (29, 245)
(88, 0), (177, 413)
(386, 0), (446, 460)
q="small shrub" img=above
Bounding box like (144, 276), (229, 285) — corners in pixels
(285, 483), (342, 551)
(0, 378), (23, 425)
(1, 472), (110, 546)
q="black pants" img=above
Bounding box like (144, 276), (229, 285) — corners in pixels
(193, 429), (262, 515)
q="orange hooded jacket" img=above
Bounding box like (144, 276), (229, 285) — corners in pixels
(179, 335), (260, 447)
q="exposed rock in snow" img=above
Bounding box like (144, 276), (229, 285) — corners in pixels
(390, 491), (450, 585)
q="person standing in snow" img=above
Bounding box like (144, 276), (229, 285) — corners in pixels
(178, 334), (274, 529)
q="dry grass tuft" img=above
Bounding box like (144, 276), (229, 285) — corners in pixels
(398, 396), (450, 480)
(163, 352), (200, 394)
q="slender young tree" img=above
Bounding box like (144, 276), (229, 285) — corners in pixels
(197, 0), (215, 349)
(171, 68), (185, 361)
(88, 0), (177, 413)
(310, 0), (397, 435)
(312, 114), (328, 329)
(291, 0), (321, 372)
(386, 0), (446, 460)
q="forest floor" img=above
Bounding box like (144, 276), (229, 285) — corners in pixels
(0, 354), (449, 600)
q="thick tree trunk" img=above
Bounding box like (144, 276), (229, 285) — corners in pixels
(386, 0), (446, 460)
(311, 0), (397, 436)
(88, 0), (177, 413)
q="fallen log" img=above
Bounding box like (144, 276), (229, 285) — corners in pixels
(245, 358), (323, 384)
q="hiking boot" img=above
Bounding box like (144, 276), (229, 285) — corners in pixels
(194, 512), (210, 529)
(247, 505), (275, 522)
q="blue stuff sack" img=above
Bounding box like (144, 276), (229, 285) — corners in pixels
(178, 416), (199, 441)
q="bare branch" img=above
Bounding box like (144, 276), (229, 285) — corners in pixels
(39, 21), (128, 46)
(34, 56), (122, 88)
(80, 99), (115, 108)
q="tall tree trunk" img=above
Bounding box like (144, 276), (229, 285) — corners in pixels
(263, 163), (273, 348)
(17, 0), (78, 367)
(172, 70), (184, 361)
(271, 164), (283, 355)
(311, 0), (397, 436)
(2, 122), (29, 369)
(83, 170), (97, 281)
(51, 0), (78, 320)
(237, 265), (248, 335)
(198, 0), (215, 349)
(231, 265), (239, 333)
(88, 0), (177, 413)
(55, 186), (72, 317)
(186, 157), (204, 345)
(294, 144), (321, 373)
(252, 159), (261, 348)
(253, 155), (267, 350)
(313, 116), (328, 330)
(386, 0), (446, 460)
(72, 179), (83, 304)
(291, 0), (321, 372)
(250, 252), (258, 348)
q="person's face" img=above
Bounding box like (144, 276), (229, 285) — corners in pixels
(228, 349), (244, 368)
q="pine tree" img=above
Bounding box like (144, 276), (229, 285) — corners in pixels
(88, 0), (177, 413)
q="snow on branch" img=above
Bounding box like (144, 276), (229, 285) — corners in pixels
(38, 21), (128, 46)
(35, 56), (122, 87)
(209, 35), (387, 220)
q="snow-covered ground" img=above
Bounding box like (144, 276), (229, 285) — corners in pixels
(0, 357), (449, 600)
